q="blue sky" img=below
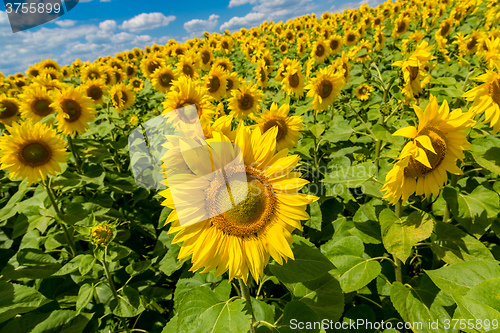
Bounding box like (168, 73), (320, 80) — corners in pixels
(0, 0), (380, 75)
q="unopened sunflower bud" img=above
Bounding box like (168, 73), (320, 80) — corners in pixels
(362, 67), (372, 80)
(381, 103), (392, 116)
(91, 224), (114, 246)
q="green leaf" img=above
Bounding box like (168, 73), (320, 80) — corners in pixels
(379, 209), (434, 263)
(322, 117), (354, 143)
(76, 284), (94, 315)
(1, 248), (61, 280)
(431, 222), (494, 264)
(372, 124), (394, 143)
(323, 161), (376, 188)
(443, 186), (500, 238)
(280, 300), (321, 333)
(0, 282), (49, 323)
(452, 278), (500, 331)
(159, 243), (189, 276)
(269, 235), (334, 284)
(426, 261), (500, 296)
(390, 281), (453, 333)
(177, 287), (251, 333)
(330, 256), (381, 293)
(30, 310), (93, 333)
(322, 235), (365, 258)
(110, 286), (146, 317)
(251, 298), (275, 325)
(471, 136), (500, 174)
(287, 273), (344, 321)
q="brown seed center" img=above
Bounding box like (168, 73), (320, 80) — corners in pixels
(318, 79), (333, 98)
(262, 118), (288, 141)
(490, 78), (500, 106)
(20, 142), (52, 167)
(404, 128), (447, 178)
(239, 93), (254, 110)
(33, 99), (53, 116)
(62, 99), (82, 122)
(0, 100), (18, 119)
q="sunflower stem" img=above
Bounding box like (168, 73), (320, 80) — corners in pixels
(394, 200), (403, 283)
(312, 110), (320, 182)
(67, 135), (82, 174)
(44, 179), (76, 257)
(374, 114), (384, 178)
(102, 246), (131, 333)
(239, 279), (256, 333)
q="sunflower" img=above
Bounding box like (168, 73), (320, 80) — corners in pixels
(344, 30), (359, 46)
(354, 84), (374, 101)
(151, 66), (176, 93)
(18, 87), (55, 122)
(393, 41), (434, 100)
(130, 78), (144, 92)
(254, 102), (304, 150)
(175, 55), (200, 80)
(199, 44), (214, 71)
(0, 121), (67, 185)
(0, 95), (20, 125)
(374, 27), (386, 51)
(32, 74), (64, 92)
(436, 18), (454, 39)
(228, 82), (264, 119)
(255, 59), (269, 89)
(26, 65), (41, 78)
(109, 83), (136, 113)
(51, 87), (96, 135)
(205, 66), (228, 101)
(213, 57), (233, 73)
(140, 54), (164, 80)
(81, 63), (104, 81)
(159, 125), (318, 283)
(162, 76), (215, 126)
(282, 59), (306, 98)
(305, 66), (345, 111)
(82, 78), (108, 105)
(39, 59), (60, 71)
(350, 39), (372, 63)
(329, 35), (343, 54)
(382, 96), (475, 204)
(311, 38), (330, 63)
(225, 71), (241, 98)
(276, 58), (291, 82)
(462, 68), (500, 133)
(278, 42), (289, 54)
(392, 16), (410, 38)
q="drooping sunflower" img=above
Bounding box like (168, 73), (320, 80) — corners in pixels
(162, 76), (215, 125)
(18, 87), (55, 122)
(354, 84), (374, 101)
(281, 59), (306, 98)
(109, 83), (136, 113)
(305, 66), (345, 112)
(51, 87), (96, 135)
(382, 96), (475, 204)
(82, 78), (108, 106)
(392, 16), (410, 38)
(228, 82), (264, 119)
(462, 67), (500, 133)
(225, 71), (241, 98)
(254, 102), (304, 150)
(0, 121), (67, 185)
(255, 59), (269, 89)
(159, 125), (318, 283)
(0, 94), (21, 125)
(151, 66), (177, 93)
(393, 41), (434, 100)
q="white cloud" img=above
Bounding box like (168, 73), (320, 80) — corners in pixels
(220, 12), (265, 31)
(220, 0), (316, 31)
(99, 19), (117, 31)
(184, 14), (219, 34)
(120, 12), (176, 32)
(228, 0), (258, 8)
(0, 11), (9, 26)
(55, 19), (76, 28)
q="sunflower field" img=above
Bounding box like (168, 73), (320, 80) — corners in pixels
(1, 0), (500, 331)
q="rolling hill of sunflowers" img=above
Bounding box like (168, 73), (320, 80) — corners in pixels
(1, 0), (500, 331)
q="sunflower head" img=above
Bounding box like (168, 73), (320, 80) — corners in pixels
(0, 94), (20, 125)
(18, 86), (56, 121)
(91, 224), (115, 246)
(228, 82), (264, 120)
(109, 83), (136, 112)
(205, 66), (228, 101)
(0, 121), (67, 185)
(354, 84), (374, 101)
(305, 66), (345, 111)
(382, 96), (475, 204)
(151, 66), (177, 93)
(52, 87), (96, 136)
